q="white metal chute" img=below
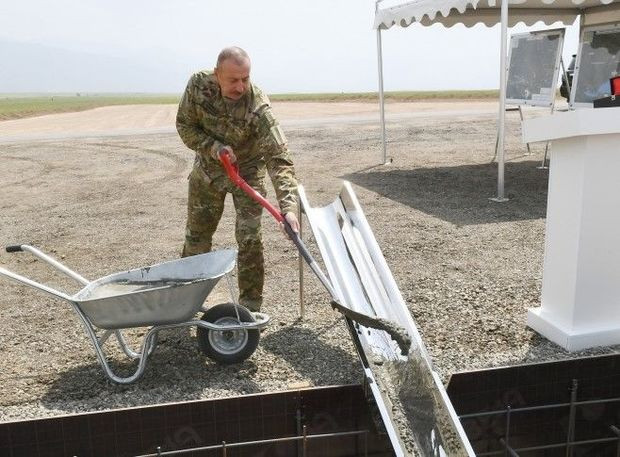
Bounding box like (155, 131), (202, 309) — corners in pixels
(373, 0), (620, 201)
(298, 181), (475, 455)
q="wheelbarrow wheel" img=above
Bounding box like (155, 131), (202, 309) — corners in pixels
(197, 302), (260, 364)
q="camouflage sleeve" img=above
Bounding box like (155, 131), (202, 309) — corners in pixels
(256, 104), (298, 214)
(176, 75), (222, 159)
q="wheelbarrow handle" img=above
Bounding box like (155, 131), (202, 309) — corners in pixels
(1, 243), (90, 300)
(0, 265), (73, 301)
(3, 244), (90, 286)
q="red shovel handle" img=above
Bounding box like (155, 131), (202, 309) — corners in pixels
(220, 150), (320, 269)
(218, 150), (313, 266)
(218, 151), (285, 223)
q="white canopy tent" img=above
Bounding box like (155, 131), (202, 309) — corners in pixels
(374, 0), (620, 201)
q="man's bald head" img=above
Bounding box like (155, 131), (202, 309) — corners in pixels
(216, 47), (250, 69)
(214, 47), (251, 101)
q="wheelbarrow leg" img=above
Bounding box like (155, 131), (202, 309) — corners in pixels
(72, 302), (159, 384)
(112, 330), (157, 360)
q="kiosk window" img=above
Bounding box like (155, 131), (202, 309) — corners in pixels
(572, 25), (620, 105)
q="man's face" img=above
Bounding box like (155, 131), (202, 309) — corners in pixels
(215, 58), (251, 101)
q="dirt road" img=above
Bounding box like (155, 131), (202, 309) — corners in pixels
(0, 101), (498, 142)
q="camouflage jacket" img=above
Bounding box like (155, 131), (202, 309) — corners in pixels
(176, 70), (298, 214)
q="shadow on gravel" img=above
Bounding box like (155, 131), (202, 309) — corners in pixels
(40, 331), (262, 407)
(344, 160), (548, 226)
(261, 326), (359, 384)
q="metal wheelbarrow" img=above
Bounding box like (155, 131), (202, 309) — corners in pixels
(0, 244), (270, 384)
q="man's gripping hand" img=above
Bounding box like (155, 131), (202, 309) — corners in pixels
(280, 212), (300, 235)
(212, 144), (237, 163)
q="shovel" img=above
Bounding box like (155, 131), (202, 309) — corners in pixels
(218, 151), (411, 355)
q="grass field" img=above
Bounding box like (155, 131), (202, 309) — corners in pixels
(0, 94), (179, 121)
(0, 90), (499, 121)
(269, 89), (498, 102)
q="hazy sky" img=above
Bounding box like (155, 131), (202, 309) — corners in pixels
(0, 0), (580, 94)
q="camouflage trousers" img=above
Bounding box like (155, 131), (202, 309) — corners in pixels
(182, 165), (265, 312)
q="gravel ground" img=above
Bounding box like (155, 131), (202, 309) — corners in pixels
(1, 101), (618, 424)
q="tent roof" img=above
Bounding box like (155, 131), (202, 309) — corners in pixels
(374, 0), (620, 29)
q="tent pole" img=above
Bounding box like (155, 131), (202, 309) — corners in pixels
(376, 28), (388, 164)
(376, 2), (388, 165)
(491, 0), (509, 202)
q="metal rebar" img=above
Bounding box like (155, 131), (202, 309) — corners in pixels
(478, 436), (620, 455)
(459, 382), (620, 457)
(504, 405), (512, 457)
(303, 425), (308, 457)
(566, 379), (578, 457)
(610, 425), (620, 457)
(298, 203), (304, 319)
(499, 438), (520, 456)
(459, 395), (620, 420)
(296, 408), (303, 457)
(477, 439), (591, 456)
(134, 429), (370, 456)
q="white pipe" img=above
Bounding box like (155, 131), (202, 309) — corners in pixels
(376, 0), (388, 164)
(495, 0), (509, 201)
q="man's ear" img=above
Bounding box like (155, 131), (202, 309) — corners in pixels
(214, 67), (222, 86)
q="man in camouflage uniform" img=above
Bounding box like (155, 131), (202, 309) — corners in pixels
(176, 46), (299, 312)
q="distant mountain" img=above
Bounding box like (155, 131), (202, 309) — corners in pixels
(0, 40), (192, 93)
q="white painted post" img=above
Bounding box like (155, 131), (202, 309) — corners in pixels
(375, 0), (388, 165)
(491, 0), (510, 202)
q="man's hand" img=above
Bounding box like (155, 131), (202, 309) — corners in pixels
(214, 144), (237, 163)
(280, 211), (300, 235)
